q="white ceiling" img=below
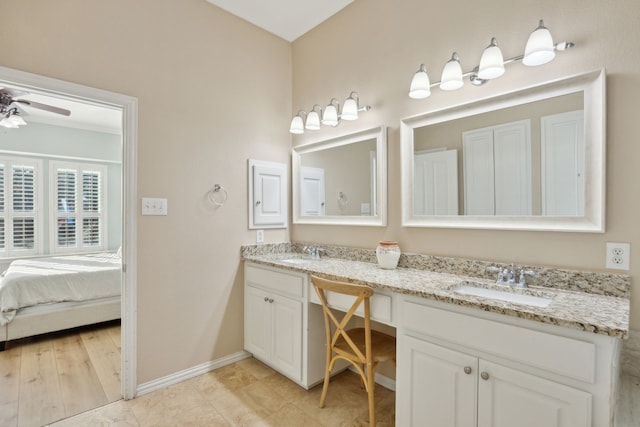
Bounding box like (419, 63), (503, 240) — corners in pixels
(205, 0), (353, 42)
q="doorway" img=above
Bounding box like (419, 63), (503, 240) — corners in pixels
(0, 66), (137, 424)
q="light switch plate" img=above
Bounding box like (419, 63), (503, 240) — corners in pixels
(256, 229), (264, 243)
(141, 198), (168, 215)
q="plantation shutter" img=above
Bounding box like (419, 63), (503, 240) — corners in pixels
(56, 169), (77, 247)
(50, 162), (106, 253)
(82, 170), (101, 246)
(12, 165), (36, 250)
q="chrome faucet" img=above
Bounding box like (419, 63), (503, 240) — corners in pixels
(516, 268), (537, 288)
(303, 246), (324, 259)
(487, 264), (536, 288)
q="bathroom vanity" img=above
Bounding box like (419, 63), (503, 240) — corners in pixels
(242, 245), (629, 427)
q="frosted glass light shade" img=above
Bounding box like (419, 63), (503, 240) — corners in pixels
(477, 38), (505, 80)
(409, 65), (431, 99)
(523, 20), (556, 66)
(305, 111), (320, 130)
(341, 97), (358, 120)
(322, 104), (339, 126)
(12, 115), (26, 127)
(0, 117), (17, 128)
(289, 115), (304, 134)
(440, 54), (464, 91)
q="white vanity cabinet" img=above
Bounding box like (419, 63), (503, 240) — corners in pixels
(397, 295), (620, 427)
(244, 262), (326, 388)
(399, 336), (591, 426)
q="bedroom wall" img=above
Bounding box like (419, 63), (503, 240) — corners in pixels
(291, 0), (640, 331)
(0, 0), (292, 384)
(0, 122), (122, 252)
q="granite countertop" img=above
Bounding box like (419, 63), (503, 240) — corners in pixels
(243, 251), (630, 339)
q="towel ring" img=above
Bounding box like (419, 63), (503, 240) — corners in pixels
(208, 184), (228, 207)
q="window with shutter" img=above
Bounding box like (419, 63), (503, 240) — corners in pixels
(50, 161), (107, 253)
(0, 157), (42, 257)
(82, 171), (101, 247)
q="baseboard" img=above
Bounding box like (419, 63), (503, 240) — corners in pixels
(347, 366), (396, 391)
(136, 350), (252, 397)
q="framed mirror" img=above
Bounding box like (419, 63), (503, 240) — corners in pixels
(400, 69), (605, 232)
(293, 126), (387, 226)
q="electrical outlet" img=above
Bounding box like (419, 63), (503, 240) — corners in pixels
(256, 229), (264, 244)
(606, 242), (630, 270)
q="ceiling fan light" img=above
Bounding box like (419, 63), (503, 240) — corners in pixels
(289, 115), (304, 134)
(409, 64), (431, 99)
(478, 38), (505, 80)
(0, 117), (18, 128)
(523, 20), (556, 66)
(440, 53), (464, 91)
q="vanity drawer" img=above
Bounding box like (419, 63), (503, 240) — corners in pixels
(309, 286), (393, 326)
(245, 263), (305, 299)
(401, 298), (596, 383)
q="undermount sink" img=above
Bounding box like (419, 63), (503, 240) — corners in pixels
(280, 258), (310, 264)
(451, 282), (553, 308)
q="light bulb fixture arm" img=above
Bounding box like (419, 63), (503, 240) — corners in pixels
(425, 40), (575, 88)
(410, 19), (575, 98)
(290, 92), (371, 134)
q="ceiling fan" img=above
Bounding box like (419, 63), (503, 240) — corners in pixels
(0, 87), (71, 128)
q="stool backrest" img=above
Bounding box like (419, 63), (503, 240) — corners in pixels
(311, 275), (374, 363)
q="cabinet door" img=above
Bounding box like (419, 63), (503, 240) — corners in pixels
(492, 121), (531, 215)
(477, 360), (592, 427)
(271, 295), (303, 382)
(463, 128), (495, 215)
(414, 149), (459, 215)
(541, 110), (585, 216)
(249, 159), (287, 228)
(300, 166), (325, 216)
(244, 285), (271, 362)
(397, 335), (477, 427)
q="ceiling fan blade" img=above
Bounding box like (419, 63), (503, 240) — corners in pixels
(15, 99), (71, 116)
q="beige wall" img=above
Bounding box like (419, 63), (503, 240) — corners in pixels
(1, 0), (638, 389)
(291, 0), (640, 330)
(0, 0), (292, 383)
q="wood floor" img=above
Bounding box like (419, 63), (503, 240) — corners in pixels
(0, 321), (121, 427)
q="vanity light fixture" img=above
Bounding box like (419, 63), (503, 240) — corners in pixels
(289, 91), (371, 134)
(409, 19), (574, 99)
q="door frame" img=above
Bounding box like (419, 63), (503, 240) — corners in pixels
(0, 66), (138, 399)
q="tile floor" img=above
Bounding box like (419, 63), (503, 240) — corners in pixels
(48, 357), (639, 427)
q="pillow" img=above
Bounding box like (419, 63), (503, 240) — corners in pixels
(116, 246), (122, 258)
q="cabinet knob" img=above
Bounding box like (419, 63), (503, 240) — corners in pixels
(264, 297), (269, 302)
(464, 366), (472, 375)
(256, 201), (261, 205)
(480, 371), (490, 381)
(268, 298), (274, 303)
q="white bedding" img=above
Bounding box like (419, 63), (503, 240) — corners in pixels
(0, 253), (121, 325)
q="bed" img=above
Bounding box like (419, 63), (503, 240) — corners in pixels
(0, 252), (121, 350)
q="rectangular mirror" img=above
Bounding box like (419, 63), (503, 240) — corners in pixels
(400, 69), (605, 232)
(293, 126), (387, 226)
